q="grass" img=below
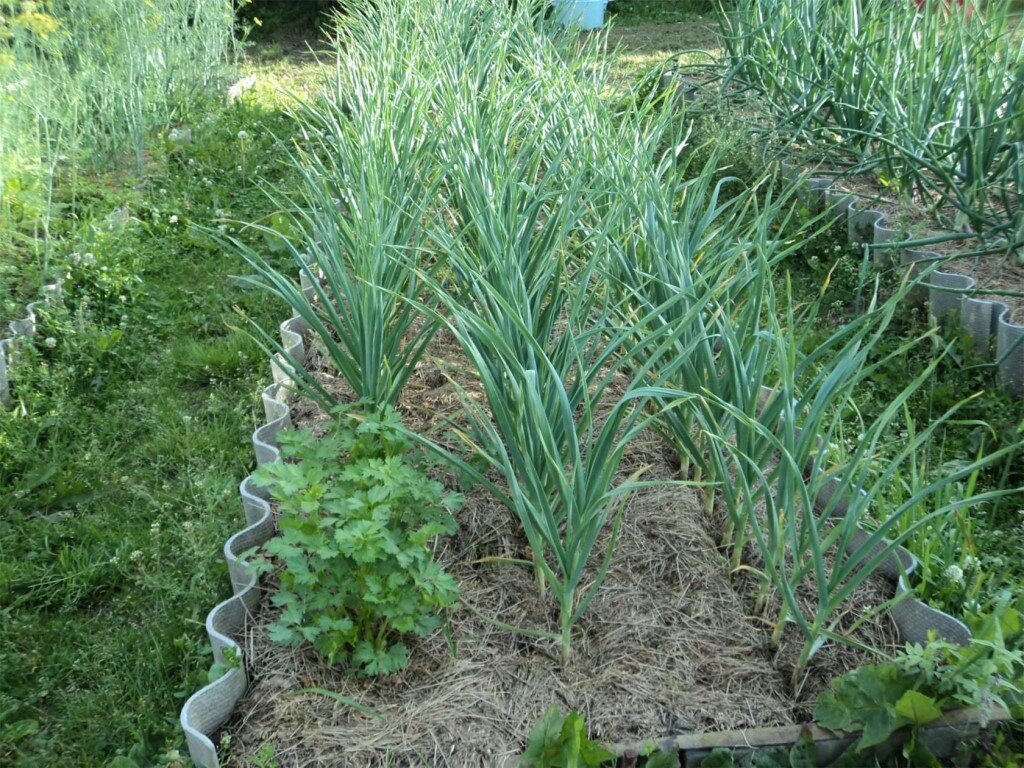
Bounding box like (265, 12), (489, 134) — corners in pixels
(0, 39), (323, 766)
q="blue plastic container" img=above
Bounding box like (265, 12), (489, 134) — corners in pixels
(554, 0), (608, 30)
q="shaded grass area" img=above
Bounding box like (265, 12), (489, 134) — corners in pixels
(0, 41), (324, 767)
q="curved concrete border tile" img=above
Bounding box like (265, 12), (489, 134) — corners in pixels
(0, 280), (62, 406)
(812, 474), (971, 646)
(180, 313), (310, 768)
(776, 158), (1024, 397)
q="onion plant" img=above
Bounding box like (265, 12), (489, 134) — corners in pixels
(230, 19), (445, 412)
(608, 189), (1018, 685)
(1, 0), (235, 259)
(418, 270), (682, 666)
(720, 0), (1024, 237)
(590, 92), (1020, 684)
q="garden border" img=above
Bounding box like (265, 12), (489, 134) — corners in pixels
(0, 279), (63, 407)
(796, 169), (1023, 399)
(660, 72), (1022, 399)
(179, 307), (310, 768)
(178, 262), (1001, 767)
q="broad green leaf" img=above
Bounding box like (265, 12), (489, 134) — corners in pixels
(894, 690), (942, 725)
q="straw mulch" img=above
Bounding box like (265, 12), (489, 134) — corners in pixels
(223, 329), (898, 767)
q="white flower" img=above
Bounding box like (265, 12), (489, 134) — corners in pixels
(83, 252), (96, 266)
(169, 215), (179, 224)
(130, 550), (144, 562)
(44, 337), (57, 348)
(183, 521), (196, 533)
(215, 209), (227, 218)
(963, 555), (980, 571)
(159, 188), (168, 196)
(944, 564), (964, 584)
(237, 130), (249, 141)
(150, 522), (161, 535)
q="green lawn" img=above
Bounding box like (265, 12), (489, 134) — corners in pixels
(0, 40), (323, 767)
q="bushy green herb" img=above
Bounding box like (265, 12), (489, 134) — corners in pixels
(250, 407), (460, 676)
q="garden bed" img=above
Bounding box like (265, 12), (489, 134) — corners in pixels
(218, 333), (901, 767)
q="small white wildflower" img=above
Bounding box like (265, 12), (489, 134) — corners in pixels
(130, 549), (144, 562)
(169, 215), (179, 224)
(83, 252), (96, 266)
(183, 521), (196, 533)
(150, 521), (161, 535)
(119, 295), (127, 303)
(110, 555), (119, 566)
(944, 564), (964, 584)
(962, 555), (980, 571)
(203, 178), (213, 187)
(120, 476), (129, 483)
(215, 209), (227, 218)
(159, 188), (168, 196)
(188, 158), (195, 166)
(237, 130), (249, 140)
(217, 224), (227, 233)
(44, 337), (57, 348)
(71, 252), (82, 264)
(236, 165), (242, 172)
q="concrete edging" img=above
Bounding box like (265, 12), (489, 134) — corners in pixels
(0, 279), (63, 407)
(179, 310), (310, 768)
(797, 169), (1023, 399)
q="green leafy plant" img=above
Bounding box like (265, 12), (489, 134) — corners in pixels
(520, 708), (615, 768)
(206, 646), (242, 684)
(250, 407), (461, 676)
(699, 735), (817, 767)
(816, 593), (1023, 758)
